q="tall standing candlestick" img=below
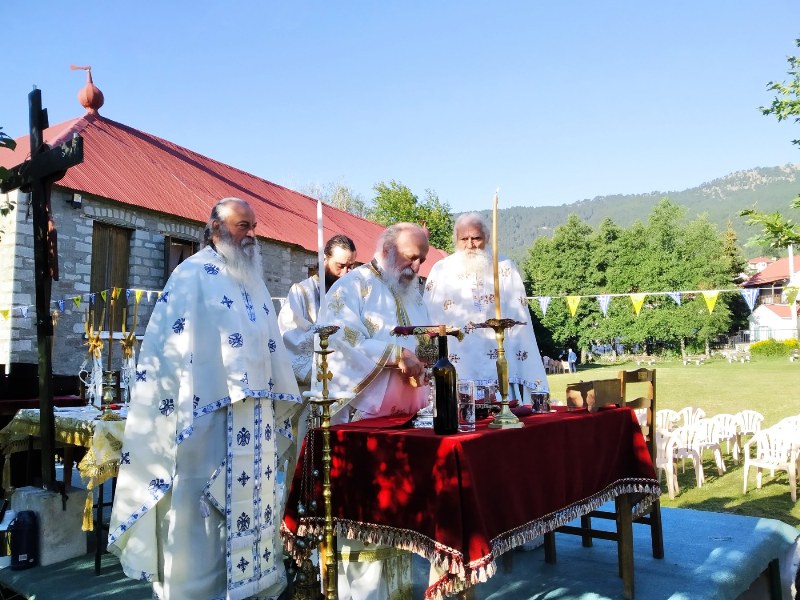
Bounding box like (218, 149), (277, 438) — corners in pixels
(317, 199), (326, 304)
(492, 190), (501, 319)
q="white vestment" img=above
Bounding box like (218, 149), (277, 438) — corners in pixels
(277, 274), (320, 386)
(108, 246), (301, 600)
(323, 262), (429, 420)
(320, 262), (429, 600)
(423, 253), (549, 398)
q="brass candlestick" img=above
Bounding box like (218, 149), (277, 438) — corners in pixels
(472, 318), (524, 429)
(99, 370), (122, 421)
(294, 324), (342, 600)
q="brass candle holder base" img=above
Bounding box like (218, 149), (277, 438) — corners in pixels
(98, 370), (123, 421)
(474, 318), (525, 430)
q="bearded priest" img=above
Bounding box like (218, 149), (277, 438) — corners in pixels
(108, 197), (301, 600)
(423, 211), (549, 402)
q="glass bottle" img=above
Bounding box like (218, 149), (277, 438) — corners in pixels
(433, 326), (458, 435)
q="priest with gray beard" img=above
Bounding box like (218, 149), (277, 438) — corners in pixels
(109, 197), (300, 600)
(323, 222), (430, 424)
(319, 222), (430, 600)
(423, 211), (549, 401)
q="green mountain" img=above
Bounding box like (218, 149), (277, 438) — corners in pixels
(481, 164), (800, 264)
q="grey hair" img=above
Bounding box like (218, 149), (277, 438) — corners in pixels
(375, 222), (426, 259)
(453, 212), (491, 249)
(202, 197), (250, 246)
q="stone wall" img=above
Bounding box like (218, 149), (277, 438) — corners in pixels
(1, 187), (315, 377)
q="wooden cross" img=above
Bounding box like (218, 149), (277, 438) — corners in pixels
(1, 88), (84, 491)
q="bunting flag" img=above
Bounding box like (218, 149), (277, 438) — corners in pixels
(20, 306), (28, 319)
(135, 289), (143, 304)
(57, 299), (65, 311)
(111, 287), (120, 300)
(566, 295), (581, 317)
(630, 293), (646, 316)
(73, 296), (82, 309)
(90, 293), (96, 304)
(126, 288), (132, 300)
(787, 286), (799, 305)
(740, 288), (759, 312)
(597, 294), (611, 316)
(0, 309), (9, 320)
(702, 290), (719, 314)
(537, 296), (551, 316)
(146, 291), (153, 302)
(668, 291), (682, 306)
(100, 290), (107, 302)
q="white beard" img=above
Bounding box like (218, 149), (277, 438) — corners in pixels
(215, 234), (264, 285)
(377, 254), (418, 300)
(456, 248), (491, 282)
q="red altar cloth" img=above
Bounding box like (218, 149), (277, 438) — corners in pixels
(282, 406), (660, 599)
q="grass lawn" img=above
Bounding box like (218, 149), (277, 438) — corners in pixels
(546, 356), (800, 526)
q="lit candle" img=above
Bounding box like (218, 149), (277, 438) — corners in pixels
(492, 190), (501, 319)
(317, 199), (326, 305)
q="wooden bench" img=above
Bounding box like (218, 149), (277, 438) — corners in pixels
(726, 351), (751, 363)
(682, 355), (706, 366)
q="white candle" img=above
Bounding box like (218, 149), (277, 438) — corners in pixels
(492, 190), (501, 319)
(317, 199), (326, 303)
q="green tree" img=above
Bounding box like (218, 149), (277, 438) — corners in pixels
(299, 182), (370, 219)
(0, 127), (17, 240)
(741, 38), (800, 248)
(370, 180), (454, 251)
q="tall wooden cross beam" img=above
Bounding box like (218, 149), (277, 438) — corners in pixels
(0, 88), (84, 491)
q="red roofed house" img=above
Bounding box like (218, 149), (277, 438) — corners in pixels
(0, 78), (446, 377)
(742, 256), (800, 341)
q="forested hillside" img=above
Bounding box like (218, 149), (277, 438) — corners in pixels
(483, 164), (800, 264)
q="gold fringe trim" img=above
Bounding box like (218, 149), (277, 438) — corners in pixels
(281, 477), (660, 600)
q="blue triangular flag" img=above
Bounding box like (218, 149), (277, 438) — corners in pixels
(597, 294), (611, 316)
(537, 296), (551, 316)
(740, 288), (759, 312)
(668, 291), (682, 306)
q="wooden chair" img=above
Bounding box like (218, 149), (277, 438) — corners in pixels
(544, 368), (664, 599)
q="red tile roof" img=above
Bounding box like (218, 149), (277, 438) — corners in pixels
(760, 304), (800, 319)
(0, 113), (446, 276)
(742, 257), (796, 287)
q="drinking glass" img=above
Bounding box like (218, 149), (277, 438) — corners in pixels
(457, 380), (476, 432)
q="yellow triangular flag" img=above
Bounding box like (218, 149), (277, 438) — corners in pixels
(566, 296), (581, 317)
(0, 309), (9, 320)
(111, 287), (120, 300)
(72, 296), (82, 309)
(100, 290), (108, 302)
(786, 286), (799, 305)
(702, 290), (719, 314)
(630, 293), (647, 316)
(135, 289), (143, 304)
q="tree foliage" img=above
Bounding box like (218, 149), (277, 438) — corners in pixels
(369, 180), (454, 252)
(0, 127), (17, 240)
(300, 182), (370, 219)
(741, 38), (800, 249)
(523, 199), (739, 356)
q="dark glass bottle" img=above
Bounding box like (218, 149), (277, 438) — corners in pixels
(433, 326), (458, 435)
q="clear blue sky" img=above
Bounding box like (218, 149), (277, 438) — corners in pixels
(3, 1), (800, 214)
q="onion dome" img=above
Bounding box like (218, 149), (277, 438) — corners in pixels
(71, 64), (104, 114)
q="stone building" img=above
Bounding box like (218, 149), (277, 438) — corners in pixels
(0, 78), (445, 378)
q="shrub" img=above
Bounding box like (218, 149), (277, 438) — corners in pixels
(750, 338), (798, 357)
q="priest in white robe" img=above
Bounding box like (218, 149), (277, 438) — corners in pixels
(423, 212), (549, 401)
(321, 222), (431, 600)
(108, 197), (301, 600)
(276, 234), (356, 490)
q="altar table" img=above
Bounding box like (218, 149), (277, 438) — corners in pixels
(0, 406), (126, 530)
(282, 406), (661, 599)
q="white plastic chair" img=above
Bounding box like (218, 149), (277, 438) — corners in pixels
(709, 413), (741, 463)
(736, 409), (764, 439)
(692, 418), (727, 476)
(656, 409), (679, 431)
(669, 425), (705, 487)
(742, 427), (800, 501)
(677, 406), (706, 428)
(655, 429), (679, 499)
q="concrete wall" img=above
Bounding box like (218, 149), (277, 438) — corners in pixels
(1, 187), (316, 376)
